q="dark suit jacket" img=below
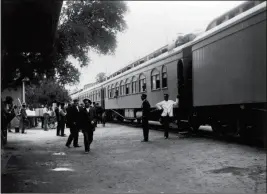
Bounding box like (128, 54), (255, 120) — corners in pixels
(80, 107), (97, 131)
(55, 107), (59, 121)
(67, 105), (82, 128)
(142, 99), (151, 118)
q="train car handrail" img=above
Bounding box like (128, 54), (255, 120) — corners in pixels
(110, 109), (136, 121)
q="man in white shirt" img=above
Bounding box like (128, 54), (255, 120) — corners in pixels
(156, 94), (179, 139)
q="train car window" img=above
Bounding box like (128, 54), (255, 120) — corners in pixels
(132, 76), (137, 94)
(115, 82), (120, 97)
(125, 78), (131, 95)
(120, 80), (125, 95)
(112, 85), (115, 98)
(108, 86), (111, 98)
(139, 73), (146, 92)
(162, 65), (168, 88)
(151, 68), (160, 90)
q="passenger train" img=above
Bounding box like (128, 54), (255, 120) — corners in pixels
(71, 1), (266, 143)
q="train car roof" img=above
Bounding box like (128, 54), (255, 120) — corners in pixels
(205, 1), (263, 31)
(79, 41), (196, 95)
(191, 1), (266, 47)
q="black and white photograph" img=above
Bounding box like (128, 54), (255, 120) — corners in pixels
(1, 0), (266, 193)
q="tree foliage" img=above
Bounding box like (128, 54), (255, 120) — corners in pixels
(2, 1), (128, 90)
(26, 79), (71, 107)
(95, 72), (107, 83)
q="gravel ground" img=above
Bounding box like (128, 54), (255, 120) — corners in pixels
(1, 123), (266, 193)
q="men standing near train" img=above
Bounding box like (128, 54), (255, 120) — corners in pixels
(141, 94), (151, 142)
(80, 98), (97, 153)
(156, 94), (179, 139)
(59, 102), (67, 136)
(65, 99), (82, 148)
(55, 102), (60, 136)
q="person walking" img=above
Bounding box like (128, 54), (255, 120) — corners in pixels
(65, 99), (82, 148)
(20, 103), (28, 134)
(12, 105), (20, 133)
(41, 105), (44, 128)
(43, 105), (49, 131)
(80, 99), (97, 153)
(59, 102), (67, 137)
(102, 110), (106, 127)
(95, 103), (103, 124)
(141, 94), (151, 142)
(156, 94), (179, 139)
(1, 97), (16, 145)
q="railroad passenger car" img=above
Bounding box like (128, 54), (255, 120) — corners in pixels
(189, 1), (266, 140)
(72, 1), (266, 143)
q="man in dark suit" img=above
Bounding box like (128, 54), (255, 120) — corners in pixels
(65, 99), (82, 148)
(141, 94), (151, 142)
(80, 98), (97, 153)
(55, 102), (60, 136)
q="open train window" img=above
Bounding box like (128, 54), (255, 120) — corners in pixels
(112, 85), (115, 98)
(115, 82), (120, 97)
(98, 90), (100, 101)
(151, 68), (160, 90)
(139, 73), (146, 92)
(162, 65), (167, 88)
(125, 78), (130, 95)
(132, 76), (137, 94)
(120, 80), (125, 95)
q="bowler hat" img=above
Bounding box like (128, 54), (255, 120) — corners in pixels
(141, 94), (147, 98)
(83, 98), (92, 104)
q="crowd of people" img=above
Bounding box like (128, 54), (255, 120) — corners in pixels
(2, 93), (178, 153)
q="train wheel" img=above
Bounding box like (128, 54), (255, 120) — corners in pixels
(191, 123), (200, 133)
(188, 115), (200, 133)
(211, 120), (223, 138)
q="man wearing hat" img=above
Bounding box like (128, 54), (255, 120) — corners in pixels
(80, 98), (97, 153)
(66, 99), (82, 148)
(141, 94), (151, 142)
(156, 94), (179, 139)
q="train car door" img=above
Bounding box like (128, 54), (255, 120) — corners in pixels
(101, 88), (105, 109)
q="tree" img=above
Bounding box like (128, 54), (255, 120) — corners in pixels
(95, 72), (107, 83)
(25, 79), (71, 107)
(2, 1), (128, 90)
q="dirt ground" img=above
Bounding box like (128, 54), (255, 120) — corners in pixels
(1, 123), (266, 193)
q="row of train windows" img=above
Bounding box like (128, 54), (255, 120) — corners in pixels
(79, 65), (168, 100)
(107, 65), (168, 98)
(80, 91), (101, 102)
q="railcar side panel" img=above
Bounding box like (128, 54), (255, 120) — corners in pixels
(192, 9), (266, 107)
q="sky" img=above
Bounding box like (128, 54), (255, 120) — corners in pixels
(66, 1), (245, 92)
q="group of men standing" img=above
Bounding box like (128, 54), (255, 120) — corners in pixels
(141, 93), (179, 142)
(64, 99), (98, 153)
